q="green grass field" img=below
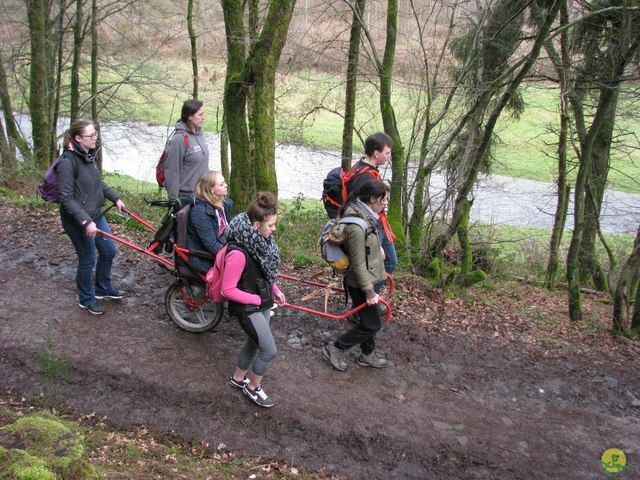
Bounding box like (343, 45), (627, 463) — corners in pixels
(45, 59), (639, 194)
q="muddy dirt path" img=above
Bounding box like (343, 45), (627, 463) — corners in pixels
(1, 201), (639, 479)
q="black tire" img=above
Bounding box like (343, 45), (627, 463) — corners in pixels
(164, 281), (223, 333)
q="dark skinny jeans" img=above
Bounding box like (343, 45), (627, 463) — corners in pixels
(335, 286), (382, 355)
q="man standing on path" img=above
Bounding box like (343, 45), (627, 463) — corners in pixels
(346, 132), (397, 276)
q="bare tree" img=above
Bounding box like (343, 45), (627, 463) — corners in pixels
(565, 2), (640, 321)
(539, 0), (571, 291)
(26, 0), (58, 168)
(427, 0), (563, 264)
(341, 0), (366, 171)
(70, 0), (84, 122)
(404, 0), (466, 271)
(2, 0), (186, 175)
(0, 116), (13, 167)
(187, 0), (198, 98)
(0, 50), (31, 164)
(357, 0), (406, 245)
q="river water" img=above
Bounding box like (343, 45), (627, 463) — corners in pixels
(13, 115), (640, 234)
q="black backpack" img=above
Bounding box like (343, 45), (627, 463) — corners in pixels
(321, 167), (344, 219)
(321, 162), (377, 219)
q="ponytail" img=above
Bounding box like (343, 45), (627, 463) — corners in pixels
(62, 120), (92, 150)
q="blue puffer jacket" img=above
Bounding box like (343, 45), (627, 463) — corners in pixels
(187, 197), (233, 273)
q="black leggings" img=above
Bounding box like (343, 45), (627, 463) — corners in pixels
(335, 286), (382, 355)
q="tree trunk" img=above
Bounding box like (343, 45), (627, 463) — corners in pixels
(222, 0), (296, 209)
(222, 0), (252, 211)
(457, 198), (473, 274)
(251, 74), (279, 195)
(632, 274), (640, 331)
(567, 34), (640, 321)
(578, 92), (617, 292)
(613, 225), (640, 332)
(0, 118), (13, 167)
(187, 0), (198, 98)
(219, 107), (230, 181)
(248, 0), (295, 196)
(52, 0), (64, 153)
(378, 0), (405, 247)
(70, 0), (83, 122)
(543, 0), (569, 291)
(408, 151), (432, 272)
(27, 0), (55, 168)
(341, 0), (365, 171)
(545, 185), (569, 289)
(91, 0), (102, 171)
(0, 51), (31, 163)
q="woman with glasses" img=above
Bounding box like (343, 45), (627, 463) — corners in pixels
(57, 119), (126, 315)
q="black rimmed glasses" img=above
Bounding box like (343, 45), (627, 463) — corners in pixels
(81, 132), (99, 138)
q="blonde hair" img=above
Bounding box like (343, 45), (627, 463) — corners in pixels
(194, 171), (225, 209)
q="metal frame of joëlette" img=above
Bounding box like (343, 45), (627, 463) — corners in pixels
(97, 206), (393, 323)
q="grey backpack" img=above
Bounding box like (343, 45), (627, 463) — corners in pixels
(319, 216), (369, 277)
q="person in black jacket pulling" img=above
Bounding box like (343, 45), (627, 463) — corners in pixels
(57, 120), (126, 315)
(187, 171), (233, 274)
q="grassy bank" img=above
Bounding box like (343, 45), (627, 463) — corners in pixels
(53, 60), (640, 195)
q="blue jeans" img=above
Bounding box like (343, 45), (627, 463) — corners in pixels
(374, 230), (397, 293)
(380, 232), (397, 274)
(61, 215), (117, 306)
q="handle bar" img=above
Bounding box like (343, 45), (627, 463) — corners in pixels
(143, 198), (191, 213)
(144, 198), (174, 208)
(282, 297), (392, 323)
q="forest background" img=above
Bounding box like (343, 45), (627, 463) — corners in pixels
(0, 0), (639, 333)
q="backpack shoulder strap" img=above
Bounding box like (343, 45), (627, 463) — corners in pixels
(342, 161), (379, 194)
(337, 216), (369, 235)
(177, 130), (189, 147)
(175, 131), (190, 166)
(338, 216), (371, 273)
(166, 129), (189, 148)
(59, 150), (79, 178)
